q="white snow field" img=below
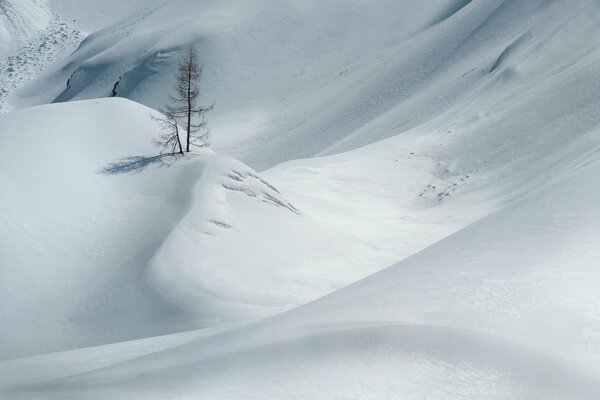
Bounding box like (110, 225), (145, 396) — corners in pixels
(2, 0), (600, 399)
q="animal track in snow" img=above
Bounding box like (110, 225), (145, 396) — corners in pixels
(419, 174), (471, 203)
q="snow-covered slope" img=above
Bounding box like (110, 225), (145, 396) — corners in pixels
(4, 0), (495, 167)
(7, 0), (600, 171)
(2, 0), (600, 399)
(48, 0), (156, 32)
(0, 99), (303, 357)
(0, 0), (82, 112)
(0, 0), (51, 60)
(3, 145), (600, 399)
(0, 98), (208, 358)
(0, 96), (485, 360)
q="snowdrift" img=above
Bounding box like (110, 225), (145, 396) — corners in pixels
(3, 132), (600, 399)
(0, 98), (320, 358)
(0, 98), (207, 358)
(0, 97), (481, 360)
(3, 0), (600, 399)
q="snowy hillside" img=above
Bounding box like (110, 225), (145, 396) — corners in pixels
(2, 0), (600, 399)
(4, 162), (600, 399)
(0, 0), (51, 59)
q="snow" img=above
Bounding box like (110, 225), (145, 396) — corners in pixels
(2, 0), (600, 399)
(0, 96), (480, 360)
(0, 0), (52, 61)
(5, 0), (488, 167)
(0, 99), (205, 359)
(5, 144), (600, 399)
(0, 16), (82, 112)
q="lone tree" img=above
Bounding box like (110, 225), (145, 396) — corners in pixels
(153, 46), (214, 154)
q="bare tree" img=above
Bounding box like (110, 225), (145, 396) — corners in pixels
(153, 46), (213, 154)
(172, 46), (213, 151)
(151, 110), (184, 155)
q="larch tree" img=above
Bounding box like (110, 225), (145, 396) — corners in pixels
(153, 46), (213, 154)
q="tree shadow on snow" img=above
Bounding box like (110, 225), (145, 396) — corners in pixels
(99, 154), (178, 175)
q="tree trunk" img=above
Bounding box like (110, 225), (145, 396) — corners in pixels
(186, 58), (192, 152)
(176, 125), (184, 155)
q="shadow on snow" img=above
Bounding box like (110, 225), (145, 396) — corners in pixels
(99, 154), (179, 175)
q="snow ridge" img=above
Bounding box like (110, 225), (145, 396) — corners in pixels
(3, 1), (600, 399)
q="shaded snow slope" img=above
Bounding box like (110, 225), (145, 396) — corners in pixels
(8, 0), (483, 167)
(3, 136), (600, 399)
(8, 0), (600, 172)
(0, 98), (207, 358)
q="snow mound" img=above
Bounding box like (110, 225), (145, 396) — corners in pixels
(0, 98), (203, 358)
(2, 89), (495, 360)
(4, 147), (600, 399)
(3, 0), (600, 399)
(0, 98), (308, 358)
(2, 97), (475, 360)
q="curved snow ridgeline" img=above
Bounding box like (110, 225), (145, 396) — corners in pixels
(0, 97), (478, 360)
(0, 98), (307, 358)
(0, 99), (206, 358)
(2, 0), (600, 399)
